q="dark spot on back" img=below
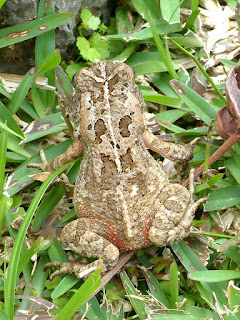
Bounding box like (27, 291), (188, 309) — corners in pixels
(94, 119), (106, 143)
(119, 115), (132, 137)
(120, 148), (134, 170)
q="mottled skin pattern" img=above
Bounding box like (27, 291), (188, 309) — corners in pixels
(43, 61), (206, 279)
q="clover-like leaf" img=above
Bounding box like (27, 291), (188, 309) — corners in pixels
(89, 33), (110, 60)
(80, 9), (92, 22)
(76, 36), (90, 51)
(80, 9), (101, 31)
(82, 47), (100, 62)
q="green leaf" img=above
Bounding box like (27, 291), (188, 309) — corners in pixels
(32, 49), (60, 117)
(22, 112), (67, 143)
(141, 90), (182, 108)
(127, 52), (189, 75)
(146, 311), (206, 319)
(205, 186), (240, 211)
(7, 136), (30, 158)
(32, 184), (66, 231)
(0, 197), (13, 246)
(171, 33), (204, 48)
(17, 238), (49, 278)
(115, 8), (134, 34)
(160, 0), (180, 23)
(35, 0), (56, 109)
(0, 101), (24, 139)
(120, 271), (147, 320)
(89, 33), (110, 60)
(32, 255), (49, 297)
(149, 12), (178, 79)
(227, 281), (240, 312)
(80, 9), (92, 22)
(55, 65), (75, 104)
(80, 296), (107, 320)
(145, 270), (170, 308)
(31, 83), (46, 118)
(83, 47), (100, 62)
(0, 0), (7, 10)
(107, 20), (181, 41)
(0, 13), (73, 48)
(0, 310), (10, 320)
(80, 9), (101, 30)
(191, 0), (200, 11)
(0, 127), (8, 198)
(35, 49), (61, 77)
(76, 36), (90, 51)
(184, 10), (200, 30)
(64, 63), (84, 81)
(225, 156), (240, 184)
(131, 0), (162, 21)
(51, 275), (79, 299)
(48, 237), (68, 263)
(87, 15), (101, 30)
(77, 36), (100, 62)
(109, 43), (136, 62)
(172, 241), (228, 306)
(155, 109), (187, 123)
(7, 67), (36, 116)
(170, 80), (218, 125)
(189, 270), (240, 282)
(0, 122), (23, 140)
(4, 161), (75, 319)
(54, 270), (101, 320)
(169, 262), (179, 307)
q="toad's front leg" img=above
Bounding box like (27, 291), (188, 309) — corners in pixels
(149, 170), (207, 246)
(44, 218), (119, 279)
(29, 140), (84, 172)
(143, 131), (200, 163)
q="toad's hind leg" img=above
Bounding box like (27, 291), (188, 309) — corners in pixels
(149, 170), (207, 246)
(44, 218), (119, 280)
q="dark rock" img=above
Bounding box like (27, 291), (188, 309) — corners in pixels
(0, 0), (115, 74)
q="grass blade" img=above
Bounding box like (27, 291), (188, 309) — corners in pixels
(0, 13), (73, 48)
(0, 127), (8, 198)
(0, 198), (13, 247)
(7, 68), (36, 115)
(0, 101), (24, 138)
(189, 270), (240, 282)
(54, 270), (101, 320)
(35, 0), (56, 108)
(121, 270), (147, 320)
(35, 49), (61, 78)
(170, 79), (218, 125)
(149, 12), (178, 79)
(4, 160), (75, 319)
(169, 262), (179, 307)
(172, 241), (228, 306)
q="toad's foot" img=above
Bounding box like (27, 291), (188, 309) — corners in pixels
(44, 259), (104, 280)
(149, 169), (208, 246)
(44, 218), (119, 279)
(28, 140), (83, 172)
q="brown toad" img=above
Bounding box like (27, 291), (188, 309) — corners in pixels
(42, 61), (205, 279)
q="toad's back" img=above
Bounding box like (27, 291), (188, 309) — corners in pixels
(69, 61), (168, 250)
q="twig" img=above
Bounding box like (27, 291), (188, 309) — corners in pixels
(183, 133), (239, 187)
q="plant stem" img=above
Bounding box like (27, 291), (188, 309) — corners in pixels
(183, 133), (239, 187)
(169, 38), (227, 103)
